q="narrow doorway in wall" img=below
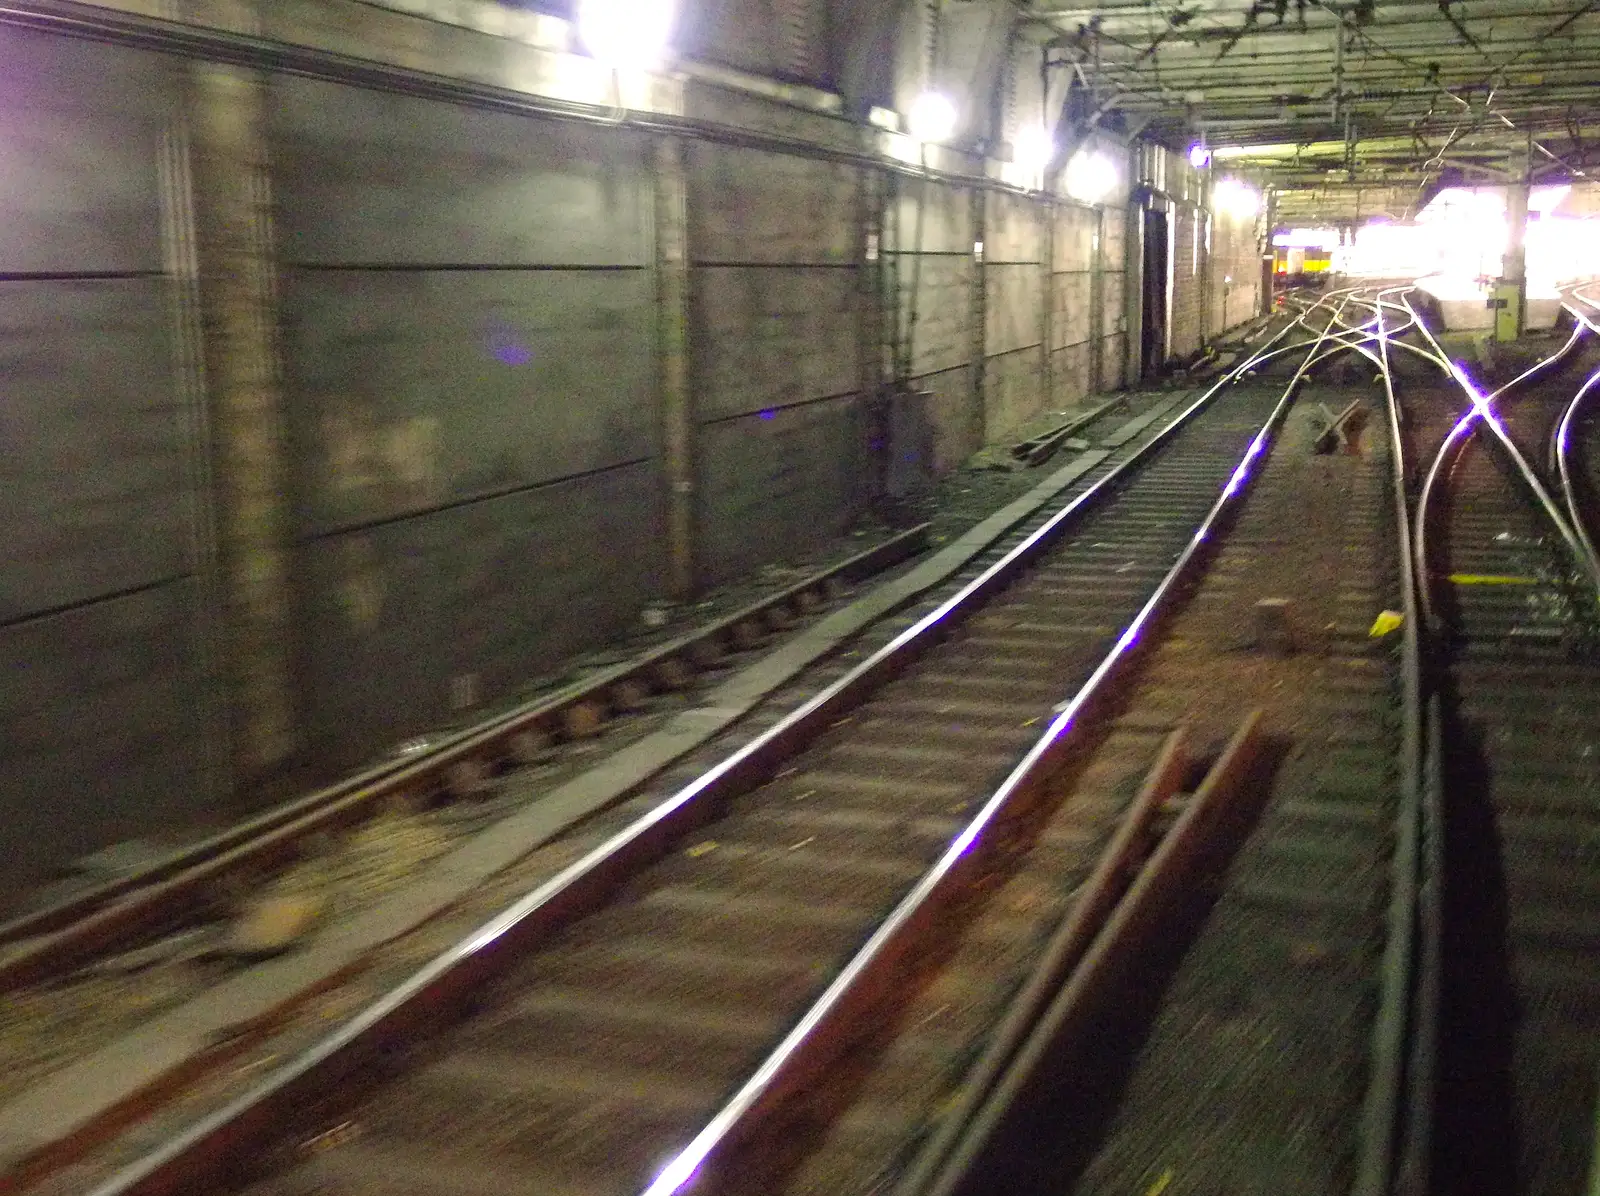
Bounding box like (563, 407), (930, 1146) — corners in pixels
(1140, 206), (1170, 379)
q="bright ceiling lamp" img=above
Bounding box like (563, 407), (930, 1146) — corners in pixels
(1065, 150), (1117, 203)
(1188, 143), (1212, 168)
(577, 0), (674, 68)
(908, 91), (958, 143)
(1014, 124), (1056, 175)
(1214, 177), (1260, 219)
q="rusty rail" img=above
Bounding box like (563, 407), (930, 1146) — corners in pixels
(0, 525), (931, 992)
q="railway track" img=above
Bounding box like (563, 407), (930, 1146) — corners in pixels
(709, 357), (1415, 1196)
(51, 300), (1378, 1196)
(1, 333), (1303, 1187)
(0, 381), (1260, 1006)
(1396, 289), (1600, 1196)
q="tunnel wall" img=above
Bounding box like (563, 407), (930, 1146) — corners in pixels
(1050, 203), (1096, 406)
(1170, 204), (1205, 361)
(1210, 206), (1265, 334)
(886, 177), (981, 473)
(272, 77), (665, 770)
(1101, 208), (1130, 391)
(982, 191), (1047, 440)
(0, 32), (217, 879)
(0, 2), (1254, 885)
(687, 144), (870, 587)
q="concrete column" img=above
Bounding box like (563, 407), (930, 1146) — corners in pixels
(1126, 200), (1145, 384)
(1499, 140), (1531, 341)
(653, 135), (695, 597)
(1090, 204), (1106, 395)
(857, 164), (889, 499)
(1041, 199), (1056, 406)
(186, 60), (295, 784)
(970, 188), (988, 446)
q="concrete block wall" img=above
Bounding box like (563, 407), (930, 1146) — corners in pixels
(1100, 208), (1130, 391)
(0, 1), (1246, 884)
(0, 29), (216, 886)
(887, 178), (980, 473)
(1050, 203), (1097, 408)
(272, 76), (664, 771)
(982, 191), (1047, 440)
(686, 145), (869, 586)
(1170, 204), (1205, 361)
(1210, 207), (1264, 333)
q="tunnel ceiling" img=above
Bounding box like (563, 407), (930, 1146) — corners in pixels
(1026, 0), (1600, 217)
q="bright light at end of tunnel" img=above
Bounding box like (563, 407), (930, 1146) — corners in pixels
(908, 91), (958, 144)
(577, 0), (674, 68)
(1065, 151), (1117, 203)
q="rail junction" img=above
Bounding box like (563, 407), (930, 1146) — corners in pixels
(0, 283), (1580, 1196)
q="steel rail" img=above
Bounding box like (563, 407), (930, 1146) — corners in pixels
(636, 299), (1361, 1196)
(1401, 294), (1600, 623)
(883, 300), (1409, 1196)
(0, 525), (933, 992)
(80, 298), (1331, 1196)
(1354, 282), (1433, 1196)
(1555, 289), (1600, 568)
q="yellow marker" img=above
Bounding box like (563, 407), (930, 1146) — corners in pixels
(1369, 610), (1404, 637)
(1144, 1169), (1174, 1196)
(1446, 573), (1539, 585)
(685, 841), (718, 858)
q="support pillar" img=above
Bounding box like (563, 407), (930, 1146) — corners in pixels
(653, 135), (695, 598)
(857, 165), (889, 500)
(1041, 198), (1055, 407)
(187, 60), (295, 785)
(971, 188), (988, 446)
(1090, 204), (1106, 396)
(1498, 141), (1531, 342)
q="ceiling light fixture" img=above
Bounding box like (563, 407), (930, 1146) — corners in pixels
(908, 91), (959, 144)
(1065, 151), (1118, 203)
(1014, 124), (1056, 177)
(577, 0), (675, 67)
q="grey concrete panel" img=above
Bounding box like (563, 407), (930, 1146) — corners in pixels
(1103, 272), (1129, 335)
(1052, 271), (1092, 349)
(1100, 334), (1127, 392)
(682, 85), (859, 154)
(910, 365), (979, 475)
(0, 581), (208, 888)
(1103, 207), (1128, 266)
(899, 256), (974, 375)
(299, 462), (664, 771)
(1171, 209), (1203, 360)
(886, 182), (972, 255)
(273, 76), (647, 266)
(0, 27), (171, 274)
(438, 464), (663, 698)
(697, 397), (869, 587)
(295, 519), (447, 772)
(678, 0), (829, 84)
(984, 348), (1045, 440)
(985, 265), (1043, 357)
(692, 266), (860, 421)
(0, 279), (189, 622)
(984, 191), (1042, 263)
(1053, 205), (1096, 273)
(284, 269), (655, 536)
(688, 144), (857, 264)
(1051, 342), (1092, 407)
